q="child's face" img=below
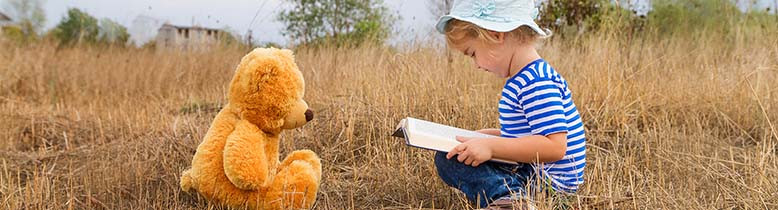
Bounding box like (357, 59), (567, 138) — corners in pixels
(453, 33), (516, 78)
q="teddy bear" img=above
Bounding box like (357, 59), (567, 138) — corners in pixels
(180, 47), (322, 210)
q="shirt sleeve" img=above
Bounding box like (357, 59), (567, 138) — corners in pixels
(517, 78), (568, 136)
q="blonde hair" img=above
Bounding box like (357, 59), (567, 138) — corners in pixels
(444, 19), (542, 47)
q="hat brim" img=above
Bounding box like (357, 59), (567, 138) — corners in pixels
(435, 15), (547, 37)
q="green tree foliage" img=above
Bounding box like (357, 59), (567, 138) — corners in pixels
(217, 27), (246, 48)
(52, 8), (131, 46)
(538, 0), (622, 34)
(53, 8), (99, 45)
(98, 18), (130, 45)
(1, 25), (25, 41)
(644, 0), (778, 42)
(536, 0), (775, 39)
(647, 0), (742, 36)
(426, 0), (453, 18)
(2, 0), (46, 41)
(277, 0), (395, 46)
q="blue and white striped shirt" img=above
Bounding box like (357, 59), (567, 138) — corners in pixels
(499, 59), (586, 192)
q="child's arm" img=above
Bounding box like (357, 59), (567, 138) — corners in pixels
(475, 128), (501, 136)
(449, 77), (570, 166)
(447, 133), (567, 166)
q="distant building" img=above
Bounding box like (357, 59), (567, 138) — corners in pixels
(155, 23), (223, 50)
(0, 12), (12, 33)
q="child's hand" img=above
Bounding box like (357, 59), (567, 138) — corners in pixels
(446, 136), (493, 167)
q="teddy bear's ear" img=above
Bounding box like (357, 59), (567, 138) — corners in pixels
(229, 48), (285, 103)
(274, 49), (295, 65)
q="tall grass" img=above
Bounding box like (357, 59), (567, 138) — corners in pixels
(1, 11), (777, 209)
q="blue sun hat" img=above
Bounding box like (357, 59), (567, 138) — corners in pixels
(435, 0), (547, 36)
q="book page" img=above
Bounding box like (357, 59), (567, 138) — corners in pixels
(405, 117), (495, 151)
(403, 117), (516, 165)
(408, 117), (494, 141)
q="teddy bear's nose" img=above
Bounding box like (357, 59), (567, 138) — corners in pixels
(305, 109), (314, 122)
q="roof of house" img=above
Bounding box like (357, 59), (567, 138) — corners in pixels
(159, 23), (220, 31)
(0, 12), (11, 21)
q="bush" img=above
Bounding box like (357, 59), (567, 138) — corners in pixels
(2, 25), (26, 43)
(539, 0), (645, 37)
(644, 0), (778, 40)
(52, 8), (132, 47)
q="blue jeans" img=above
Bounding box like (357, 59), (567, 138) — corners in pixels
(434, 152), (536, 208)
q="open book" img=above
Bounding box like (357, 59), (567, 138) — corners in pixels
(391, 117), (517, 165)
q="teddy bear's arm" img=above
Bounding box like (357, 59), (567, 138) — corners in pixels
(223, 120), (270, 190)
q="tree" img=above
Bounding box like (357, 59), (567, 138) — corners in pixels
(277, 0), (395, 46)
(538, 0), (609, 34)
(1, 25), (25, 41)
(53, 8), (99, 45)
(2, 0), (46, 40)
(647, 0), (744, 36)
(427, 0), (454, 69)
(427, 0), (453, 20)
(98, 18), (130, 45)
(52, 10), (132, 46)
(217, 27), (246, 48)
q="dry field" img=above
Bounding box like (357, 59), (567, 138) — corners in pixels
(1, 28), (777, 209)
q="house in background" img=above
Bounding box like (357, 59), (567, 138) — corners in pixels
(0, 12), (13, 34)
(155, 23), (223, 50)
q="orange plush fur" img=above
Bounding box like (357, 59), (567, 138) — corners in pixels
(180, 48), (321, 209)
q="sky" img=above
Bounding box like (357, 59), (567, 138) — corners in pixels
(30, 0), (439, 46)
(2, 0), (775, 46)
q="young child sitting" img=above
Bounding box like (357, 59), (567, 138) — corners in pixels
(433, 0), (586, 208)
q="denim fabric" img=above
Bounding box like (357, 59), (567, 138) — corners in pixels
(434, 152), (536, 208)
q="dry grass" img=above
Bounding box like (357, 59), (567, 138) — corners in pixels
(1, 28), (777, 209)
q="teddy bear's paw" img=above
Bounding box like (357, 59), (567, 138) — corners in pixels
(180, 170), (195, 192)
(265, 160), (319, 210)
(280, 150), (322, 181)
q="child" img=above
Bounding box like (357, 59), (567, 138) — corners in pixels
(433, 0), (586, 208)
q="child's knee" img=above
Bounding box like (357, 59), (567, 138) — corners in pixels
(434, 152), (455, 169)
(434, 152), (473, 180)
(434, 152), (458, 184)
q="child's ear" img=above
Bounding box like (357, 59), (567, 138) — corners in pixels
(488, 31), (505, 43)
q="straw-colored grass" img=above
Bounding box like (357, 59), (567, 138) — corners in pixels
(1, 27), (776, 209)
